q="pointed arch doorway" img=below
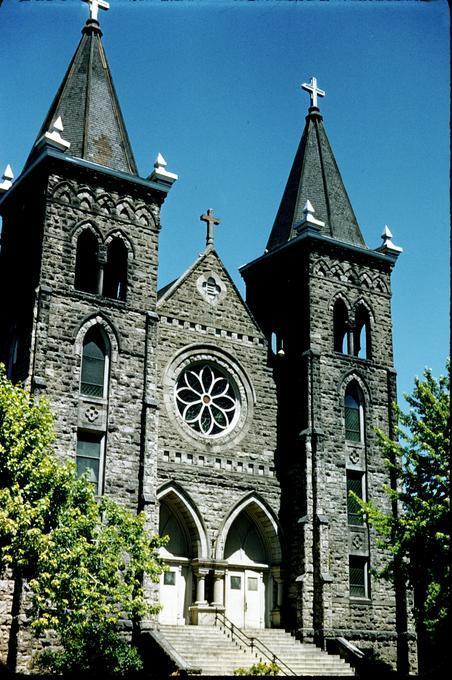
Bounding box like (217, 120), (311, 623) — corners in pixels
(157, 485), (208, 625)
(219, 496), (283, 630)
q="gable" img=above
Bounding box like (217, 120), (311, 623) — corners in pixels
(157, 248), (264, 339)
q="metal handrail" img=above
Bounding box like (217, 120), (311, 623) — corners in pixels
(214, 609), (297, 676)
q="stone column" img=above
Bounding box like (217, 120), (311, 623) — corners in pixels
(195, 569), (209, 604)
(212, 570), (225, 607)
(97, 246), (107, 295)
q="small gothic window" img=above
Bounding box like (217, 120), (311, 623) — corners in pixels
(75, 229), (99, 294)
(354, 306), (371, 359)
(333, 299), (350, 354)
(271, 332), (277, 355)
(103, 238), (128, 301)
(347, 471), (365, 526)
(344, 382), (364, 443)
(349, 556), (369, 599)
(76, 432), (103, 494)
(80, 327), (109, 398)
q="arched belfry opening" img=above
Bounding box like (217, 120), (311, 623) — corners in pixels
(103, 237), (128, 301)
(354, 305), (372, 360)
(75, 229), (99, 294)
(333, 298), (350, 354)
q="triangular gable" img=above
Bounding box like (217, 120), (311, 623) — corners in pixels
(157, 246), (265, 339)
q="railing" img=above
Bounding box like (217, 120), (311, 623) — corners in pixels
(214, 609), (297, 676)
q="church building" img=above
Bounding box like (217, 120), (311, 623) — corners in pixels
(0, 2), (415, 675)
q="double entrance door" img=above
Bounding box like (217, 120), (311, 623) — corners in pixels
(225, 569), (265, 629)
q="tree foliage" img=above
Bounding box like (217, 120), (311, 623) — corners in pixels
(0, 365), (165, 674)
(357, 363), (450, 670)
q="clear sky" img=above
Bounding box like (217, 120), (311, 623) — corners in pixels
(0, 0), (449, 406)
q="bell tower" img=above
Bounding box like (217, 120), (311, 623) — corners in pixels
(241, 78), (409, 668)
(0, 2), (177, 514)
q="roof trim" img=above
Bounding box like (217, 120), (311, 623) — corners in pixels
(0, 145), (171, 209)
(240, 228), (399, 275)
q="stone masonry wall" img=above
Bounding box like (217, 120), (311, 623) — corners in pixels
(156, 248), (280, 556)
(307, 245), (401, 661)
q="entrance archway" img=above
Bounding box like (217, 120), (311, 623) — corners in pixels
(218, 495), (282, 629)
(157, 484), (208, 625)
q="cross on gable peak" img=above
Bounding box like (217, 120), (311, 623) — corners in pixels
(200, 209), (221, 247)
(82, 0), (110, 22)
(302, 76), (325, 109)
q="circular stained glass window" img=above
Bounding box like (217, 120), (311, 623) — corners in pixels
(175, 364), (239, 437)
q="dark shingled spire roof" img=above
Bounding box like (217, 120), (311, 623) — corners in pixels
(266, 106), (366, 251)
(29, 18), (137, 175)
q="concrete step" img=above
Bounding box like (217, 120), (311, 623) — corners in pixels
(155, 624), (355, 676)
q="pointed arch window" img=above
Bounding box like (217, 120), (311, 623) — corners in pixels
(80, 327), (110, 398)
(344, 382), (364, 443)
(354, 306), (371, 360)
(333, 299), (350, 354)
(75, 229), (99, 294)
(103, 238), (128, 301)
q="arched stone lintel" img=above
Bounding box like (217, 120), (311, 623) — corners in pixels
(157, 482), (209, 559)
(216, 492), (282, 564)
(73, 313), (120, 361)
(338, 371), (372, 411)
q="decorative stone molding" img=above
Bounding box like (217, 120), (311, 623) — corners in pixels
(163, 344), (255, 449)
(196, 271), (227, 306)
(348, 528), (369, 556)
(78, 399), (107, 430)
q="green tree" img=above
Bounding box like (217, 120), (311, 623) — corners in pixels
(358, 364), (450, 674)
(0, 365), (165, 674)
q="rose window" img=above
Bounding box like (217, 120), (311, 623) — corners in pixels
(175, 364), (239, 437)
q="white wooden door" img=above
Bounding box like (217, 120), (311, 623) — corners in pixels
(226, 569), (264, 629)
(244, 570), (263, 628)
(159, 565), (186, 624)
(226, 571), (245, 627)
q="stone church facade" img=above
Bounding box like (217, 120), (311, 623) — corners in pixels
(0, 7), (415, 675)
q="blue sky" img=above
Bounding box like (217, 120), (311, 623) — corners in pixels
(0, 0), (449, 405)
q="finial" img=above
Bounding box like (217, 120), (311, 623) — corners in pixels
(148, 152), (178, 186)
(200, 209), (221, 247)
(376, 225), (403, 256)
(83, 0), (110, 22)
(302, 76), (325, 108)
(38, 116), (71, 151)
(295, 199), (325, 232)
(0, 164), (14, 193)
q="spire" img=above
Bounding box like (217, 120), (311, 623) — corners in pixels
(27, 4), (137, 175)
(266, 78), (366, 251)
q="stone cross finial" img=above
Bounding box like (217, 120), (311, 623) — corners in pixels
(83, 0), (110, 22)
(302, 76), (325, 108)
(200, 209), (221, 247)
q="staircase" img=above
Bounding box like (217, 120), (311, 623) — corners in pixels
(157, 624), (259, 675)
(156, 624), (355, 676)
(244, 628), (354, 676)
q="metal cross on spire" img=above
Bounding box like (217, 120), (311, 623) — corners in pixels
(200, 209), (221, 247)
(302, 76), (325, 108)
(83, 0), (110, 22)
